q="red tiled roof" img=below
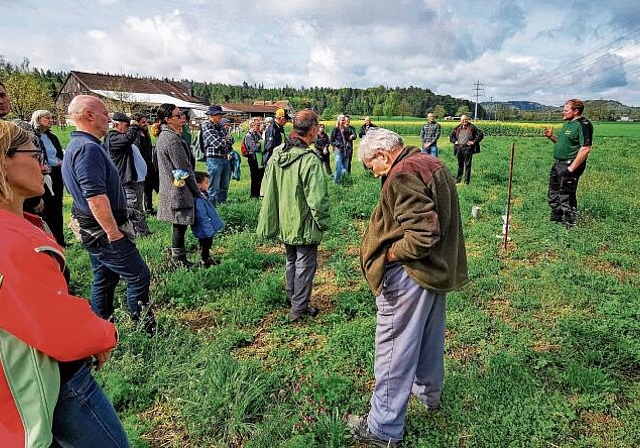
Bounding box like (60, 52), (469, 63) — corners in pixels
(221, 103), (280, 113)
(70, 71), (202, 103)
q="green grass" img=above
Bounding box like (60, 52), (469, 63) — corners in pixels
(57, 123), (640, 447)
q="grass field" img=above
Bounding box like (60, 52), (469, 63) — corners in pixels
(55, 121), (640, 447)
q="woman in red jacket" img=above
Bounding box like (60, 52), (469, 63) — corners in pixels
(0, 121), (129, 447)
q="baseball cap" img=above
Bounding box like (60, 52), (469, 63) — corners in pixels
(275, 108), (291, 119)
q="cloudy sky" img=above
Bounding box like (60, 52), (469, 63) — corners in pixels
(2, 0), (639, 106)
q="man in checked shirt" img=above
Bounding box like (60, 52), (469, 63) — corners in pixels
(201, 104), (234, 206)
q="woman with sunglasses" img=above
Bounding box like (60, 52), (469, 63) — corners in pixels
(0, 120), (129, 446)
(153, 103), (200, 267)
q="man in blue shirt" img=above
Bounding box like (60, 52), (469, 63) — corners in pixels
(62, 95), (155, 335)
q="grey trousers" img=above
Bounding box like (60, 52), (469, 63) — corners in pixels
(285, 244), (318, 316)
(368, 262), (446, 442)
(123, 182), (151, 236)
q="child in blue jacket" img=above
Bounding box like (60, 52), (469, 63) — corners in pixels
(193, 172), (224, 266)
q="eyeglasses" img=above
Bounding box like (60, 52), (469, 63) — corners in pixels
(6, 147), (45, 164)
(170, 113), (182, 119)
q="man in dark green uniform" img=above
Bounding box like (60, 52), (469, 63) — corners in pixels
(543, 99), (593, 226)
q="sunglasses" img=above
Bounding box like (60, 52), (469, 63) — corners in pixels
(6, 147), (45, 164)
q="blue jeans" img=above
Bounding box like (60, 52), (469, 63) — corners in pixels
(422, 144), (439, 157)
(206, 156), (231, 206)
(87, 236), (151, 321)
(51, 364), (130, 447)
(334, 149), (346, 184)
(368, 262), (446, 442)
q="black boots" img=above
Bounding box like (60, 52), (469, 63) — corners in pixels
(171, 247), (194, 268)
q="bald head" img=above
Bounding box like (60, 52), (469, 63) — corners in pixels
(69, 95), (110, 139)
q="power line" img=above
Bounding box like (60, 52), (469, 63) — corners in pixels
(472, 81), (484, 120)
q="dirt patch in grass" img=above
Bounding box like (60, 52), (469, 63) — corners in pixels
(534, 304), (575, 326)
(180, 309), (217, 332)
(465, 241), (484, 259)
(140, 400), (190, 447)
(448, 344), (481, 363)
(531, 337), (561, 353)
(583, 254), (637, 282)
(501, 251), (559, 272)
(233, 312), (277, 361)
(256, 244), (284, 255)
(578, 410), (621, 441)
(486, 298), (517, 327)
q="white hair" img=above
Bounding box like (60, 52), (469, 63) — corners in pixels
(30, 109), (52, 130)
(358, 128), (404, 162)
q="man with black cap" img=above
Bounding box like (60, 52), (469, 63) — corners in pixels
(104, 112), (152, 236)
(263, 108), (289, 167)
(202, 104), (233, 206)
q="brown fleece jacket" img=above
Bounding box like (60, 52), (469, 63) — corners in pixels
(360, 146), (469, 295)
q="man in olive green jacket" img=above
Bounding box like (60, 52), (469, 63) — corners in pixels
(257, 109), (330, 321)
(349, 128), (468, 448)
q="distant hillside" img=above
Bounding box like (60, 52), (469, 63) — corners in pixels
(506, 101), (549, 111)
(489, 99), (638, 121)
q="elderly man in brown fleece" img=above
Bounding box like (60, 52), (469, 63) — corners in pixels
(349, 128), (468, 448)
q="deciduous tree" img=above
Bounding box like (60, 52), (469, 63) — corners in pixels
(4, 71), (53, 120)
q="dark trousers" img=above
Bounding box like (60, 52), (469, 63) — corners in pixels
(321, 150), (332, 175)
(144, 162), (158, 212)
(285, 244), (318, 316)
(42, 166), (65, 246)
(172, 223), (188, 249)
(455, 149), (474, 184)
(345, 147), (354, 173)
(548, 161), (586, 225)
(143, 179), (154, 211)
(247, 154), (264, 198)
(199, 236), (213, 261)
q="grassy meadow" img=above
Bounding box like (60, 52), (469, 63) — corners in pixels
(54, 120), (640, 447)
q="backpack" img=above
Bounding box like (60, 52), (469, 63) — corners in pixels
(191, 129), (206, 162)
(240, 134), (250, 157)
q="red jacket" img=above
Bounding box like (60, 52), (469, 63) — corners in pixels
(0, 209), (117, 447)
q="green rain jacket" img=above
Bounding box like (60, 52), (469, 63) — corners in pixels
(257, 141), (330, 245)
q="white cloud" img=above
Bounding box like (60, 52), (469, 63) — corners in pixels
(0, 0), (639, 105)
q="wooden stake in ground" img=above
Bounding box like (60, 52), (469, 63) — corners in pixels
(504, 142), (515, 250)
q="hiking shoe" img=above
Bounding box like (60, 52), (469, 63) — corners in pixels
(201, 258), (221, 267)
(289, 306), (319, 322)
(347, 415), (401, 448)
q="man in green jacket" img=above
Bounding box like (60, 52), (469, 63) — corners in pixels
(349, 128), (468, 447)
(257, 109), (330, 321)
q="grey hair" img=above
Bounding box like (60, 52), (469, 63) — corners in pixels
(358, 128), (404, 162)
(336, 114), (345, 127)
(30, 109), (52, 130)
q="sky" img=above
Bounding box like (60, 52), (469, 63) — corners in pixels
(1, 0), (640, 107)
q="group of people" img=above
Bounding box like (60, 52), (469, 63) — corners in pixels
(0, 75), (593, 447)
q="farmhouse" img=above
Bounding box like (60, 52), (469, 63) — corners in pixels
(55, 71), (294, 124)
(55, 71), (206, 117)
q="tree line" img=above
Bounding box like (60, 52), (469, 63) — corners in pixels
(191, 81), (482, 119)
(1, 56), (485, 120)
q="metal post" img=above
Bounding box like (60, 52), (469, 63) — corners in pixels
(504, 142), (515, 250)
